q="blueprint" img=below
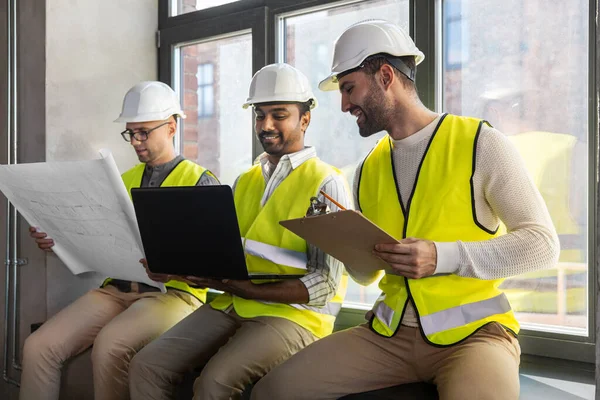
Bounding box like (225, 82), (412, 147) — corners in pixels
(0, 149), (165, 291)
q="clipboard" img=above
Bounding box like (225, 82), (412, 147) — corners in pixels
(280, 210), (400, 274)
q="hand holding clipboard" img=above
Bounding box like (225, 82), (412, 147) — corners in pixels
(280, 192), (400, 274)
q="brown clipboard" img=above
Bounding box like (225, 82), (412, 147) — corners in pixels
(279, 210), (400, 273)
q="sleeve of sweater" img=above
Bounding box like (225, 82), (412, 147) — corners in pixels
(433, 125), (560, 279)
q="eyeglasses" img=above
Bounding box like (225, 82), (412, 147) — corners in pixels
(120, 121), (171, 142)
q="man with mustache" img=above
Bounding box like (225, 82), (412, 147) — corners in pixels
(20, 81), (218, 400)
(251, 20), (559, 400)
(128, 63), (351, 400)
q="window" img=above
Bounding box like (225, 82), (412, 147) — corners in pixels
(278, 0), (411, 307)
(159, 0), (598, 361)
(171, 0), (242, 16)
(442, 0), (590, 337)
(174, 33), (253, 185)
(196, 63), (215, 118)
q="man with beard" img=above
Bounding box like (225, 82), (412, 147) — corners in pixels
(251, 20), (559, 400)
(20, 81), (218, 400)
(128, 63), (351, 400)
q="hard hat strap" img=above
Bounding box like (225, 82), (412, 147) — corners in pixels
(335, 54), (416, 83)
(384, 56), (416, 82)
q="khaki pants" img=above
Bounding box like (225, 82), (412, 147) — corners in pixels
(128, 304), (317, 400)
(252, 322), (521, 400)
(19, 285), (201, 400)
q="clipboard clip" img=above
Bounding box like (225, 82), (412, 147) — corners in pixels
(305, 196), (330, 217)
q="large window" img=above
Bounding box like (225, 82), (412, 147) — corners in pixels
(159, 0), (598, 361)
(174, 33), (253, 185)
(278, 0), (410, 307)
(442, 0), (590, 337)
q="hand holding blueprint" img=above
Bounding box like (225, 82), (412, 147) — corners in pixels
(0, 149), (165, 291)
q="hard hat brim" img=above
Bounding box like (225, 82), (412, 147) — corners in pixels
(319, 52), (425, 92)
(318, 74), (339, 92)
(114, 111), (186, 123)
(242, 96), (318, 110)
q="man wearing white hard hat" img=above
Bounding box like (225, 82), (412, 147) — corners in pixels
(128, 63), (352, 400)
(252, 21), (558, 400)
(20, 81), (219, 400)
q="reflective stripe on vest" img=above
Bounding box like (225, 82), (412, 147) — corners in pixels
(374, 292), (512, 336)
(420, 293), (512, 336)
(116, 159), (212, 303)
(242, 237), (308, 271)
(210, 157), (348, 338)
(359, 114), (520, 345)
(256, 299), (342, 316)
(372, 297), (394, 328)
(289, 301), (343, 316)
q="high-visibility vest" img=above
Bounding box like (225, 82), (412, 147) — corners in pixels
(509, 131), (580, 262)
(103, 159), (214, 302)
(210, 157), (348, 338)
(358, 114), (520, 345)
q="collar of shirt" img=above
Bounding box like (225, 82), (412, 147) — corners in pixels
(258, 146), (317, 183)
(391, 114), (442, 149)
(144, 154), (184, 174)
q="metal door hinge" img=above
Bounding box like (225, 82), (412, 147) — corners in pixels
(156, 30), (161, 48)
(4, 258), (28, 266)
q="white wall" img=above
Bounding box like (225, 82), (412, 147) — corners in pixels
(45, 0), (158, 315)
(46, 0), (157, 172)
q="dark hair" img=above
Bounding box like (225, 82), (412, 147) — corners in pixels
(297, 100), (313, 116)
(361, 54), (417, 90)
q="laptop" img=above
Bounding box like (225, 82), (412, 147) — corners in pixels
(131, 185), (306, 280)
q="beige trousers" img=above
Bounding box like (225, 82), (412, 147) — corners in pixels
(19, 285), (201, 400)
(251, 322), (521, 400)
(128, 304), (317, 400)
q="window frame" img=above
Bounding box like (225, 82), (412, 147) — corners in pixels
(158, 0), (599, 364)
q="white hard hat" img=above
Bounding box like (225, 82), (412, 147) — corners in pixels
(319, 20), (425, 91)
(115, 81), (186, 123)
(242, 63), (318, 109)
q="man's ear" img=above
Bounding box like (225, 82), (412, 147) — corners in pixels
(379, 63), (395, 90)
(301, 111), (311, 132)
(168, 121), (177, 138)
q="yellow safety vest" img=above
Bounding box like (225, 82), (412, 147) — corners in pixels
(210, 157), (348, 338)
(358, 114), (520, 345)
(103, 159), (214, 303)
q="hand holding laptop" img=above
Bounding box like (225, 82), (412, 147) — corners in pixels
(140, 258), (173, 283)
(140, 258), (207, 288)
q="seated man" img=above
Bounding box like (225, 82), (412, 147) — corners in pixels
(20, 81), (219, 400)
(128, 63), (352, 400)
(251, 20), (559, 400)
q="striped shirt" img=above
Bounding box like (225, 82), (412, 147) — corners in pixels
(233, 147), (353, 306)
